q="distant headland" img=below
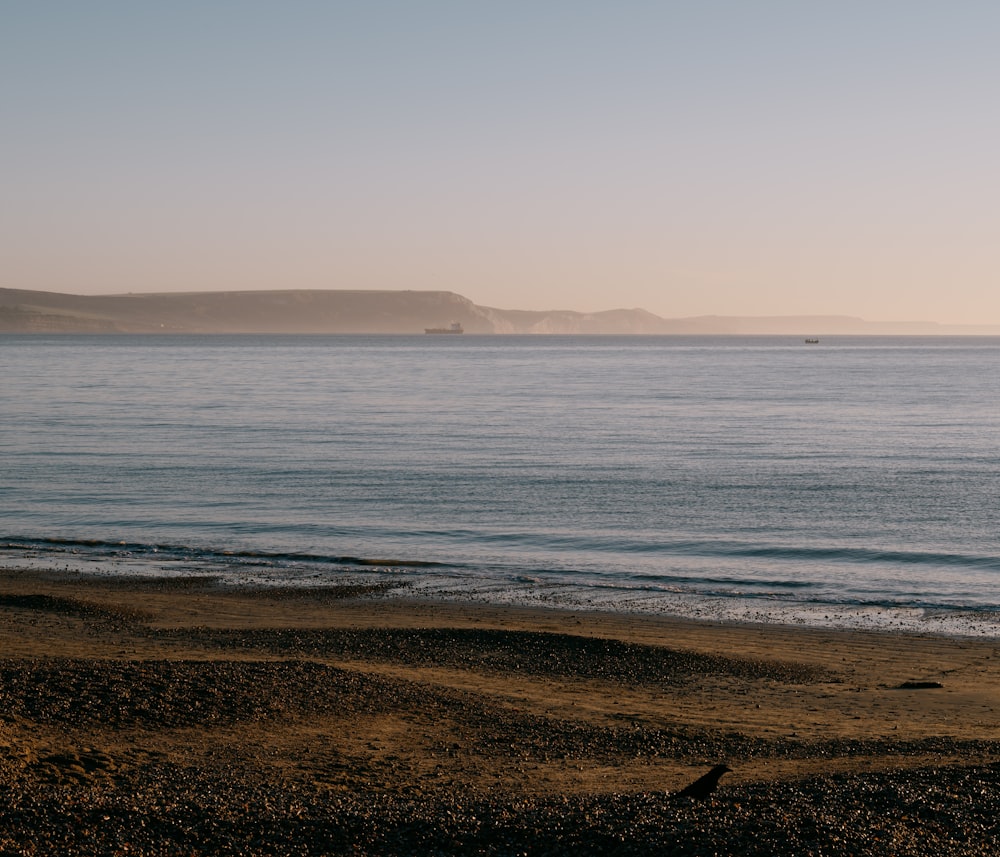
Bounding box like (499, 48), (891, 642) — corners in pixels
(1, 287), (997, 335)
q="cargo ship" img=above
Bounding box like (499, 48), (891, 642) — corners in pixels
(425, 322), (464, 334)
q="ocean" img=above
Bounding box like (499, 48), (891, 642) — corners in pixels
(3, 333), (1000, 635)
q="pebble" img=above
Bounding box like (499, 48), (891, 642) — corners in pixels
(1, 762), (999, 855)
(1, 593), (998, 854)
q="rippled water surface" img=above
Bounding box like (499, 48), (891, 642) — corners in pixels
(3, 334), (1000, 633)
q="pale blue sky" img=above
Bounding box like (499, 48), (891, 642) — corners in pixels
(3, 2), (999, 322)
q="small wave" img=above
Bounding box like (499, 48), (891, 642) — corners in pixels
(0, 536), (453, 570)
(650, 540), (1000, 572)
(710, 543), (1000, 570)
(433, 530), (1000, 573)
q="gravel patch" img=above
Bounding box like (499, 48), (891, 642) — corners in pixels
(1, 763), (998, 855)
(155, 626), (834, 686)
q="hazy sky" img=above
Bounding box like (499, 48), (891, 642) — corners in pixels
(4, 2), (999, 322)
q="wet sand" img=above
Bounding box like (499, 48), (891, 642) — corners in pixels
(2, 567), (1000, 855)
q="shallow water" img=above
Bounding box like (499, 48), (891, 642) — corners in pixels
(4, 333), (1000, 634)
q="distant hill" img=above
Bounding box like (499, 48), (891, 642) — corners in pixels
(1, 287), (997, 335)
(0, 288), (492, 334)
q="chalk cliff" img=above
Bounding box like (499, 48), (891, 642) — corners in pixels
(1, 288), (994, 335)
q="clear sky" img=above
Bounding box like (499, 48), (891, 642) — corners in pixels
(3, 2), (998, 323)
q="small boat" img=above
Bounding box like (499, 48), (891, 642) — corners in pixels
(804, 338), (819, 344)
(425, 322), (464, 334)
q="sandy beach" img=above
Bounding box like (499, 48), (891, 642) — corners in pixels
(2, 568), (1000, 855)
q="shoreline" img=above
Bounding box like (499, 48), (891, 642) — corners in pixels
(3, 566), (1000, 854)
(6, 548), (1000, 639)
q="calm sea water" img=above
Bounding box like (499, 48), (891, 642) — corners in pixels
(3, 334), (1000, 635)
